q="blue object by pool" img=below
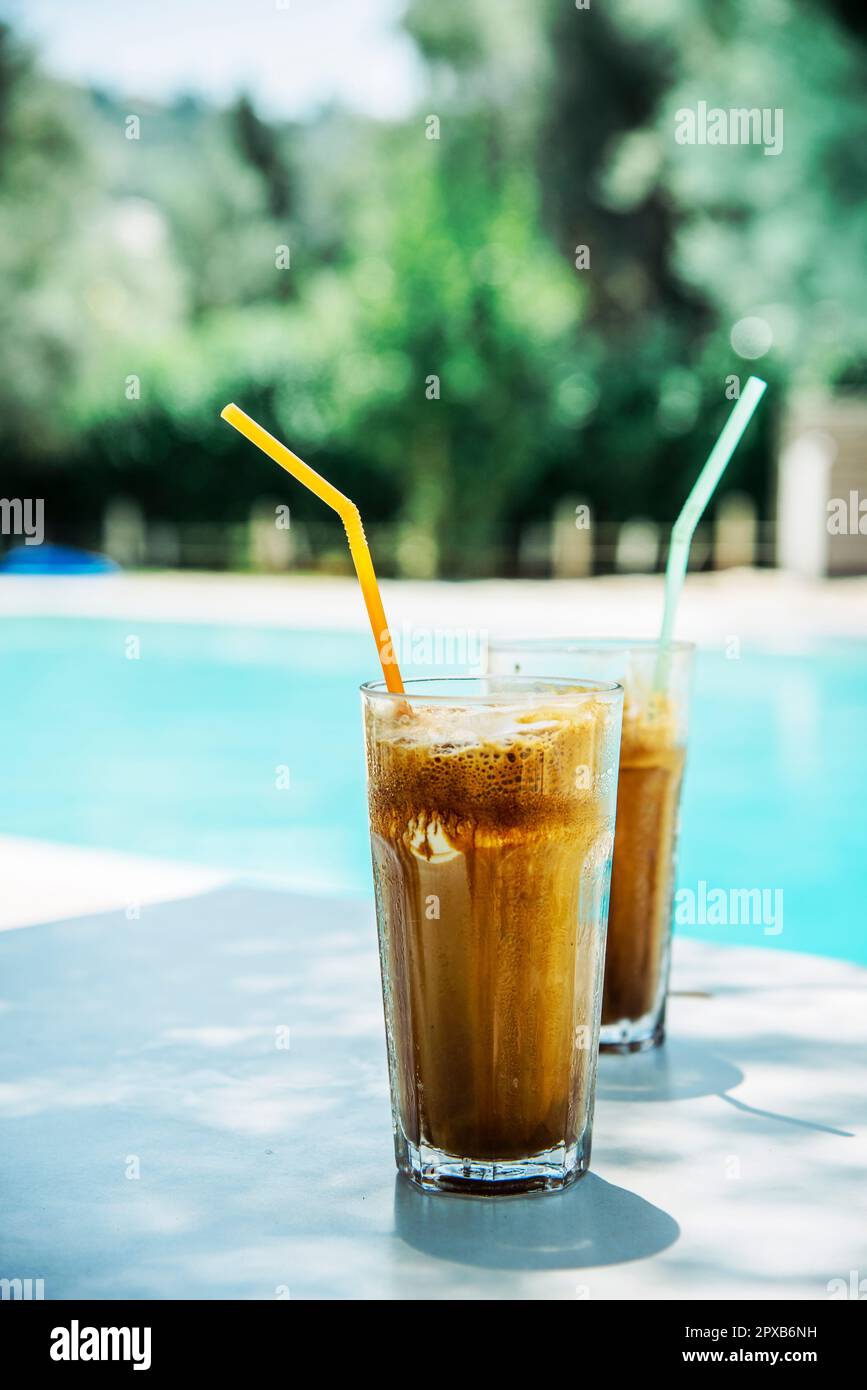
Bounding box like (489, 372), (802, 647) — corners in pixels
(0, 543), (118, 574)
(0, 617), (864, 965)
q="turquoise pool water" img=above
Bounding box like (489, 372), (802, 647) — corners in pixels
(1, 617), (864, 964)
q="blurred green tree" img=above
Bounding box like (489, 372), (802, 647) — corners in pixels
(0, 2), (864, 569)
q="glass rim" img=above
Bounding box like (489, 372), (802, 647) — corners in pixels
(360, 674), (623, 705)
(488, 636), (695, 656)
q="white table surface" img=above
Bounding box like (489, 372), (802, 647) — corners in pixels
(1, 884), (864, 1300)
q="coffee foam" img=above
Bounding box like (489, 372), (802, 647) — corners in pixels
(620, 688), (681, 764)
(365, 697), (619, 835)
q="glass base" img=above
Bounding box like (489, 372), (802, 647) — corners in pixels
(396, 1135), (589, 1197)
(599, 1017), (665, 1054)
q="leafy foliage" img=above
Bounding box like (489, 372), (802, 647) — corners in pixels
(0, 4), (863, 571)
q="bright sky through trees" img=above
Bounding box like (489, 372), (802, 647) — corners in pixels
(0, 0), (422, 118)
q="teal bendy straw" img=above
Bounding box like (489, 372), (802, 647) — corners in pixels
(654, 375), (767, 690)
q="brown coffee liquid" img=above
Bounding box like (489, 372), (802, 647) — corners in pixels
(366, 701), (616, 1162)
(601, 705), (685, 1026)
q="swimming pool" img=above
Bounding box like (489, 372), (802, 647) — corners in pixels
(1, 617), (864, 964)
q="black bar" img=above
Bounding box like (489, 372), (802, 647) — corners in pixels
(2, 1298), (859, 1373)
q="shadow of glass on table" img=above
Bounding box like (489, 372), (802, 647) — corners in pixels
(596, 1036), (855, 1136)
(393, 1172), (679, 1271)
(596, 1036), (743, 1104)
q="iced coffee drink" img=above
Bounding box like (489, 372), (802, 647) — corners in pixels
(488, 641), (694, 1051)
(362, 676), (623, 1195)
(602, 685), (686, 1041)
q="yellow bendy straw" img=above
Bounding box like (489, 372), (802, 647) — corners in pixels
(221, 404), (404, 693)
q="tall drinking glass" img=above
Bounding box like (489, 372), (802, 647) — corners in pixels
(487, 642), (694, 1053)
(362, 676), (623, 1195)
